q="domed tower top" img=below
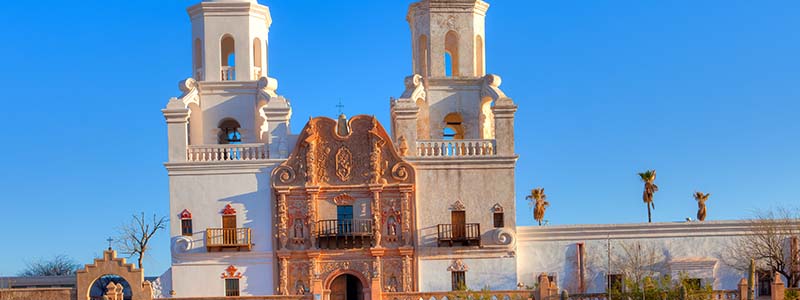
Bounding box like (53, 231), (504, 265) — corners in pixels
(407, 0), (490, 78)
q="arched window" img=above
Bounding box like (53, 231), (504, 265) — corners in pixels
(193, 39), (203, 79)
(417, 35), (428, 77)
(444, 31), (460, 77)
(220, 35), (236, 80)
(479, 96), (494, 139)
(218, 118), (242, 144)
(443, 113), (464, 140)
(475, 35), (484, 76)
(253, 38), (262, 79)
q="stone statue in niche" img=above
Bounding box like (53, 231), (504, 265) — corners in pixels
(293, 218), (304, 238)
(385, 275), (398, 292)
(387, 216), (398, 236)
(373, 214), (382, 247)
(295, 280), (306, 295)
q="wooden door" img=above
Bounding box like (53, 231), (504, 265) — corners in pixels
(451, 211), (466, 240)
(222, 215), (237, 245)
(329, 275), (347, 300)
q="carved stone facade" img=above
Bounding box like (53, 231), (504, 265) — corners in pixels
(272, 115), (417, 296)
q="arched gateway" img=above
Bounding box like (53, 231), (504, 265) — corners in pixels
(326, 272), (367, 300)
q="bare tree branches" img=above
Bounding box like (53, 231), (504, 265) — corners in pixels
(611, 241), (666, 285)
(18, 254), (80, 277)
(116, 212), (168, 270)
(722, 207), (800, 287)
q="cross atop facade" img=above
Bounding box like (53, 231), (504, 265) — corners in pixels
(336, 99), (345, 115)
(106, 237), (114, 250)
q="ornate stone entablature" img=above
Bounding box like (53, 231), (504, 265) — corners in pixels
(179, 209), (192, 220)
(492, 203), (504, 213)
(221, 204), (237, 215)
(447, 259), (469, 272)
(451, 200), (466, 211)
(333, 193), (356, 206)
(221, 265), (243, 279)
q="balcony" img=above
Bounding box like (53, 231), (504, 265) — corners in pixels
(187, 144), (269, 162)
(416, 140), (496, 157)
(206, 228), (252, 252)
(315, 219), (373, 249)
(437, 223), (481, 247)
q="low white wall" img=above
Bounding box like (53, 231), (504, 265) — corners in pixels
(516, 221), (751, 293)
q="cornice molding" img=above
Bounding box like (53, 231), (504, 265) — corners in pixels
(517, 220), (800, 242)
(164, 159), (285, 176)
(405, 156), (518, 170)
(187, 2), (271, 25)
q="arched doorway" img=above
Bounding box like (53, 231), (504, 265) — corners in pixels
(329, 274), (364, 300)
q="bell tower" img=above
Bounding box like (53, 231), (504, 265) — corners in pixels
(189, 0), (271, 81)
(408, 0), (488, 79)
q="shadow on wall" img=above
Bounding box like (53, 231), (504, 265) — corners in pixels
(215, 171), (273, 253)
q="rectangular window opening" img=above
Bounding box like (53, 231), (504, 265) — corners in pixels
(225, 278), (240, 297)
(451, 271), (466, 291)
(181, 219), (193, 236)
(493, 212), (504, 228)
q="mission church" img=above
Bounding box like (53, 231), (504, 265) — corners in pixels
(158, 0), (796, 299)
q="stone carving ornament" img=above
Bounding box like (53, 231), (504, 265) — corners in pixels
(447, 259), (468, 272)
(335, 147), (353, 181)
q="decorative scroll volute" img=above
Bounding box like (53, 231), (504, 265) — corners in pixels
(271, 115), (415, 187)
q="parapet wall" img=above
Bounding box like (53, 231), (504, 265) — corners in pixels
(0, 287), (75, 300)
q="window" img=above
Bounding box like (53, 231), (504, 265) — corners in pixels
(253, 38), (262, 79)
(757, 271), (772, 296)
(417, 35), (428, 77)
(181, 219), (193, 236)
(220, 35), (235, 80)
(444, 30), (459, 77)
(337, 205), (354, 235)
(451, 271), (466, 291)
(180, 209), (193, 237)
(443, 113), (464, 140)
(493, 212), (504, 228)
(607, 274), (624, 293)
(218, 118), (242, 145)
(225, 278), (240, 297)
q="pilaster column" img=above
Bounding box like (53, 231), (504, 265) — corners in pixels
(258, 77), (292, 158)
(277, 190), (289, 250)
(306, 187), (320, 249)
(370, 185), (383, 248)
(492, 100), (517, 156)
(162, 98), (190, 162)
(278, 255), (290, 295)
(400, 187), (413, 246)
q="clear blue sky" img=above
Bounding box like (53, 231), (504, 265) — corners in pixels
(0, 0), (798, 277)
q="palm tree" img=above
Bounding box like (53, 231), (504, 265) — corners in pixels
(525, 188), (550, 226)
(637, 170), (658, 223)
(693, 192), (710, 221)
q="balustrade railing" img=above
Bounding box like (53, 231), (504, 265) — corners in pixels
(221, 66), (235, 81)
(383, 290), (532, 300)
(416, 140), (496, 157)
(437, 223), (481, 247)
(205, 228), (251, 251)
(187, 143), (268, 162)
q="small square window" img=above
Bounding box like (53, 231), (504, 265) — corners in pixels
(493, 212), (504, 228)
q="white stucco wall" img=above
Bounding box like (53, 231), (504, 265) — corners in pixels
(171, 262), (274, 297)
(419, 257), (517, 292)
